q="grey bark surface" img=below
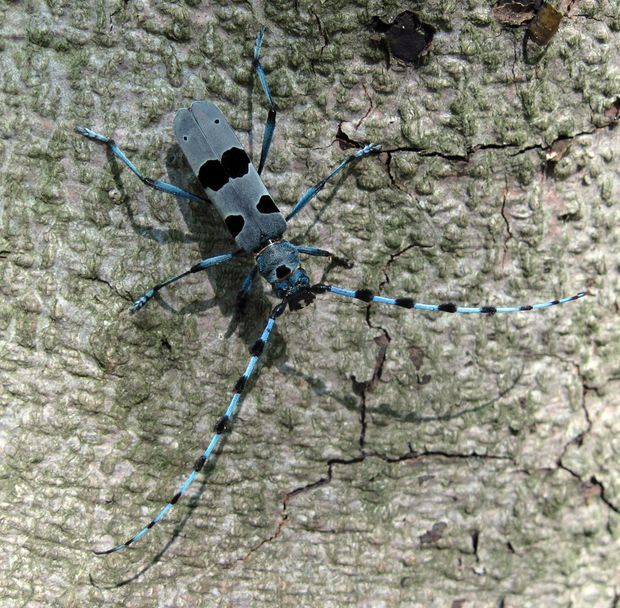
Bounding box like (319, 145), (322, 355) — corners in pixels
(1, 1), (618, 606)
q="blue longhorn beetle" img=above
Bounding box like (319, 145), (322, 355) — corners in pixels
(76, 27), (586, 554)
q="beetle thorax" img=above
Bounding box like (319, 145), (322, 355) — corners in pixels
(255, 240), (313, 306)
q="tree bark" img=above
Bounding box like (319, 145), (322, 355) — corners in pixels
(1, 1), (618, 606)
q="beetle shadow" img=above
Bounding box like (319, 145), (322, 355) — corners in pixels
(372, 364), (525, 425)
(103, 143), (276, 348)
(86, 343), (295, 583)
(87, 430), (239, 585)
(278, 361), (361, 414)
(88, 476), (209, 587)
(164, 144), (285, 345)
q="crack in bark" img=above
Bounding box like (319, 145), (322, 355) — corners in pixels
(379, 447), (514, 464)
(311, 12), (329, 57)
(500, 176), (514, 267)
(351, 374), (370, 452)
(85, 273), (131, 304)
(471, 528), (480, 562)
(573, 361), (593, 447)
(384, 151), (412, 195)
(386, 122), (616, 165)
(523, 356), (619, 515)
(552, 357), (618, 517)
(241, 446), (516, 562)
(557, 462), (620, 515)
(231, 108), (614, 561)
(229, 489), (296, 568)
(356, 85), (374, 131)
(378, 244), (418, 287)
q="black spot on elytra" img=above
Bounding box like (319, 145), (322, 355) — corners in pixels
(198, 147), (250, 192)
(199, 159), (227, 191)
(256, 194), (280, 214)
(221, 147), (250, 179)
(225, 215), (245, 238)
